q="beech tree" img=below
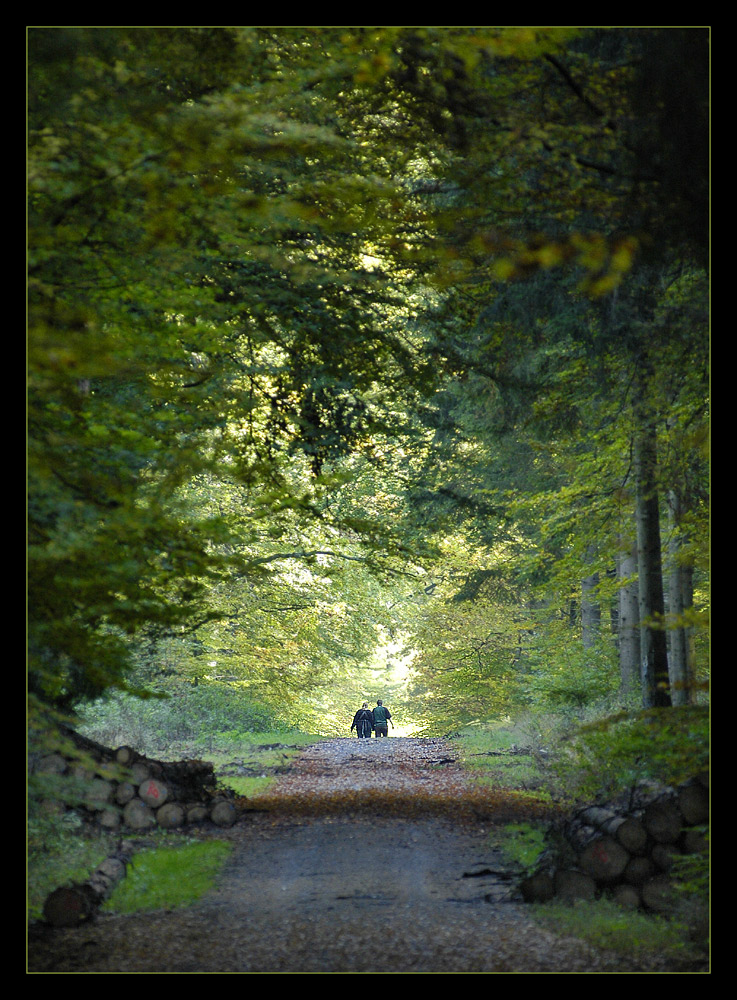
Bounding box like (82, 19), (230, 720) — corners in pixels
(392, 28), (709, 715)
(28, 27), (708, 731)
(28, 27), (441, 722)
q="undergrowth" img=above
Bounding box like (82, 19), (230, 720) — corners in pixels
(448, 718), (557, 801)
(494, 823), (547, 871)
(448, 710), (709, 970)
(27, 809), (116, 922)
(449, 704), (710, 804)
(531, 898), (705, 968)
(76, 683), (299, 760)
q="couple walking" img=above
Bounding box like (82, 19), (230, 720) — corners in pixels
(350, 700), (393, 738)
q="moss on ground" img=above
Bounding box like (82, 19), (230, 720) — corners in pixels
(102, 840), (233, 914)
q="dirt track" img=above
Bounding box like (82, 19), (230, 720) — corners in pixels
(27, 738), (689, 973)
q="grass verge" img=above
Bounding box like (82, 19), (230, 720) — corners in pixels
(204, 731), (323, 797)
(530, 898), (706, 968)
(102, 839), (233, 914)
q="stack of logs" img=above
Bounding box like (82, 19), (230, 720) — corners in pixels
(34, 729), (243, 928)
(32, 729), (240, 833)
(519, 773), (709, 913)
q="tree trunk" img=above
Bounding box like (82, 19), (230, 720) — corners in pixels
(666, 486), (695, 705)
(676, 779), (709, 826)
(632, 361), (671, 707)
(138, 778), (169, 807)
(574, 805), (648, 855)
(581, 574), (601, 648)
(651, 843), (681, 872)
(520, 774), (709, 912)
(616, 543), (641, 699)
(623, 855), (655, 885)
(581, 545), (601, 649)
(563, 820), (631, 882)
(642, 796), (683, 843)
(553, 868), (597, 901)
(576, 835), (630, 883)
(156, 801), (186, 828)
(519, 870), (555, 903)
(641, 874), (678, 914)
(612, 883), (641, 908)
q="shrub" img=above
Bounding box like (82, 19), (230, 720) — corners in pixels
(77, 682), (290, 754)
(550, 706), (709, 801)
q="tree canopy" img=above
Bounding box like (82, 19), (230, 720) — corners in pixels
(28, 27), (709, 735)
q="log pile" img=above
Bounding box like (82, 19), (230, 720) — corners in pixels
(31, 728), (240, 834)
(519, 772), (709, 914)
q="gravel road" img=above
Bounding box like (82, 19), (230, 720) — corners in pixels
(27, 738), (688, 973)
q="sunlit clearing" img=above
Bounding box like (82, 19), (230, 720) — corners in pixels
(388, 723), (421, 737)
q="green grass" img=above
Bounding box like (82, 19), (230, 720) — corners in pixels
(102, 840), (233, 914)
(221, 774), (274, 797)
(27, 811), (116, 922)
(449, 721), (553, 796)
(531, 898), (705, 966)
(494, 823), (547, 870)
(207, 730), (324, 797)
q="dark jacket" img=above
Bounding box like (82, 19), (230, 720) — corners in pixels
(351, 708), (374, 736)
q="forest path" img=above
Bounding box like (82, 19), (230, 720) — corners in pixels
(28, 738), (667, 973)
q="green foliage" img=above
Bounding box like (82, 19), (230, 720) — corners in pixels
(494, 823), (547, 871)
(27, 26), (443, 722)
(77, 681), (292, 756)
(27, 809), (114, 921)
(516, 628), (620, 710)
(402, 257), (708, 725)
(671, 839), (710, 903)
(102, 840), (233, 915)
(28, 27), (709, 751)
(26, 38), (709, 972)
(551, 706), (710, 801)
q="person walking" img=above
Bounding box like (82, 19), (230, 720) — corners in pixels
(372, 699), (393, 737)
(350, 702), (374, 738)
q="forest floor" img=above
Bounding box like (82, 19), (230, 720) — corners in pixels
(28, 737), (703, 974)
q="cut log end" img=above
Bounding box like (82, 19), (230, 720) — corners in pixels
(577, 835), (630, 883)
(42, 845), (133, 928)
(519, 871), (555, 903)
(43, 885), (96, 928)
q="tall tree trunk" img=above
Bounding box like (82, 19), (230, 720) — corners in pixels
(666, 487), (695, 705)
(616, 542), (641, 700)
(633, 365), (672, 708)
(581, 570), (601, 649)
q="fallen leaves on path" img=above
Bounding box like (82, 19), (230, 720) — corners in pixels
(28, 737), (693, 973)
(245, 737), (558, 824)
